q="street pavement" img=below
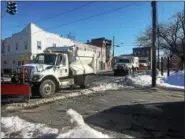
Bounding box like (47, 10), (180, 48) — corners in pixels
(2, 87), (184, 139)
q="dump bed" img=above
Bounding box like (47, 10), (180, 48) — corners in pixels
(45, 45), (98, 75)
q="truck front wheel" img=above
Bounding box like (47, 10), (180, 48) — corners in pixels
(39, 79), (56, 98)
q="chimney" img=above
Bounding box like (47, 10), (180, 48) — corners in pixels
(86, 40), (90, 44)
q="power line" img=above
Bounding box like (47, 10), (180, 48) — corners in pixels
(30, 2), (145, 36)
(4, 1), (94, 30)
(3, 2), (144, 41)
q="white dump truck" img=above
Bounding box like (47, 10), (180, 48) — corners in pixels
(12, 45), (100, 98)
(113, 56), (139, 76)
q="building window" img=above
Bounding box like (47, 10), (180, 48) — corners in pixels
(22, 61), (24, 65)
(4, 61), (7, 64)
(24, 41), (28, 50)
(12, 60), (16, 64)
(37, 41), (42, 50)
(18, 61), (22, 66)
(16, 43), (18, 50)
(53, 43), (56, 47)
(8, 45), (10, 52)
(147, 50), (149, 54)
(2, 45), (4, 54)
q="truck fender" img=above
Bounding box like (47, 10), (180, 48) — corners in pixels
(40, 75), (60, 91)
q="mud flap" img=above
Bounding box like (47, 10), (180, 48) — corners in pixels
(1, 83), (31, 103)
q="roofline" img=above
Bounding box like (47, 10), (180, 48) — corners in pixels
(133, 46), (151, 49)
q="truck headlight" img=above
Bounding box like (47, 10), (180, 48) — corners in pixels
(36, 66), (44, 72)
(32, 75), (43, 81)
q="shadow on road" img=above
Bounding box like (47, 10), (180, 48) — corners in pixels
(85, 101), (184, 139)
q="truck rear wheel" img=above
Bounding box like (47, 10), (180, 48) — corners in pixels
(79, 75), (87, 89)
(39, 79), (56, 98)
(75, 75), (91, 89)
(114, 71), (118, 76)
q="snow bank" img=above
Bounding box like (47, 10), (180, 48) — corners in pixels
(57, 109), (110, 138)
(125, 70), (184, 90)
(158, 70), (184, 90)
(89, 76), (131, 92)
(1, 109), (110, 138)
(125, 75), (152, 88)
(1, 116), (58, 138)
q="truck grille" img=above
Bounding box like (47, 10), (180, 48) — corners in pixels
(17, 68), (31, 82)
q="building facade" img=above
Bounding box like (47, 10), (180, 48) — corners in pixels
(87, 37), (112, 71)
(132, 46), (152, 61)
(1, 23), (106, 72)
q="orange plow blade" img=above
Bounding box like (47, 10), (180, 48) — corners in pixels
(1, 83), (31, 102)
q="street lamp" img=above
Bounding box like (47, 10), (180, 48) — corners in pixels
(112, 43), (124, 57)
(112, 40), (124, 68)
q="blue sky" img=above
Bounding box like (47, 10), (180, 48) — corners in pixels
(1, 1), (184, 56)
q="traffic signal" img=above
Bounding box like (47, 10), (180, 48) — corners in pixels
(6, 1), (17, 15)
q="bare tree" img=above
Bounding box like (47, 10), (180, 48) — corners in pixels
(136, 11), (184, 58)
(66, 32), (75, 40)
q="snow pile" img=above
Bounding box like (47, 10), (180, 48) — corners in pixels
(91, 83), (124, 92)
(89, 76), (128, 91)
(57, 109), (110, 138)
(125, 70), (184, 90)
(158, 70), (184, 89)
(1, 116), (58, 138)
(125, 74), (152, 88)
(1, 109), (110, 138)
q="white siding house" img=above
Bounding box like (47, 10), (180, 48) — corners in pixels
(2, 23), (106, 72)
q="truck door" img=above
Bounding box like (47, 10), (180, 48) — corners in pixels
(55, 54), (68, 78)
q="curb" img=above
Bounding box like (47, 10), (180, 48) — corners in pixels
(157, 85), (184, 92)
(5, 90), (97, 112)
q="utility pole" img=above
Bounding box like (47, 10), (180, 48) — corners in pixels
(112, 36), (115, 57)
(151, 1), (157, 87)
(183, 1), (185, 70)
(157, 26), (160, 69)
(112, 36), (115, 68)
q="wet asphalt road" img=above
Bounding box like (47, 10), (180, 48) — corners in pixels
(2, 87), (184, 139)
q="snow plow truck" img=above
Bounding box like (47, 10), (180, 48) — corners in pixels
(113, 56), (139, 76)
(1, 45), (100, 99)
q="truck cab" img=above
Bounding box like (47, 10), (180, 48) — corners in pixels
(32, 53), (69, 81)
(114, 56), (139, 76)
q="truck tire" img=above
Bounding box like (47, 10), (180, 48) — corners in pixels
(79, 75), (87, 89)
(11, 75), (19, 83)
(75, 75), (91, 89)
(39, 79), (56, 98)
(114, 71), (117, 76)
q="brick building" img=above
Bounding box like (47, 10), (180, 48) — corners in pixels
(132, 46), (152, 61)
(86, 37), (112, 71)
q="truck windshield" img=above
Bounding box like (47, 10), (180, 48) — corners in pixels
(33, 54), (57, 65)
(117, 59), (130, 63)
